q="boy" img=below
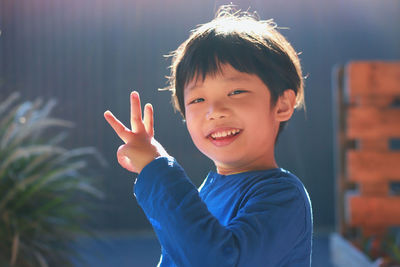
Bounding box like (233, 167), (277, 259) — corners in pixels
(104, 5), (313, 267)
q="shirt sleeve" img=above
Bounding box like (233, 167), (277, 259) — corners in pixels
(134, 157), (310, 267)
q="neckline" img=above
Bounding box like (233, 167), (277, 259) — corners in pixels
(208, 167), (284, 179)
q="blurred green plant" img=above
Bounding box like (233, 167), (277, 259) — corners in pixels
(0, 92), (105, 266)
(380, 229), (400, 266)
(355, 228), (400, 267)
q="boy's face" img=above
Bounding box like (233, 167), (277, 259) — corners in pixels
(184, 64), (280, 174)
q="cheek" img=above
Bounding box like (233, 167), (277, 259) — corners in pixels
(186, 122), (194, 138)
(185, 117), (200, 140)
(186, 118), (208, 152)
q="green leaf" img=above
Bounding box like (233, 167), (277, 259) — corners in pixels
(8, 118), (74, 149)
(2, 161), (87, 211)
(0, 145), (65, 175)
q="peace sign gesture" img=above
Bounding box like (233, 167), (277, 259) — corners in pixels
(104, 91), (168, 173)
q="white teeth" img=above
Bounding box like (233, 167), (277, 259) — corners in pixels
(210, 129), (240, 139)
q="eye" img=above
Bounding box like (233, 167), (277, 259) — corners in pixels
(228, 89), (247, 96)
(188, 98), (205, 105)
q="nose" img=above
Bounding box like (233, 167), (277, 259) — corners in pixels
(206, 100), (230, 120)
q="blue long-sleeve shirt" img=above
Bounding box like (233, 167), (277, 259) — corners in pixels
(134, 157), (313, 266)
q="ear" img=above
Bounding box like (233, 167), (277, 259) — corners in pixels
(275, 89), (296, 122)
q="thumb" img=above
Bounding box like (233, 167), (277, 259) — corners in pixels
(117, 145), (136, 173)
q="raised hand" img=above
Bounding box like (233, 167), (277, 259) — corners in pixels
(104, 91), (168, 173)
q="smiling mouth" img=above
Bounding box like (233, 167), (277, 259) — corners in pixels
(208, 129), (241, 140)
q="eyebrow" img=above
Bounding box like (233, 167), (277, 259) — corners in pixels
(225, 75), (252, 82)
(185, 74), (252, 91)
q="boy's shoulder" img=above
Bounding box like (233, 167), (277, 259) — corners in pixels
(246, 168), (307, 197)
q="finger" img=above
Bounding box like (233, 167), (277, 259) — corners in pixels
(130, 91), (145, 133)
(117, 145), (136, 173)
(143, 103), (154, 137)
(104, 110), (133, 143)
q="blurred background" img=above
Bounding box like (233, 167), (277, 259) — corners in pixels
(1, 0), (399, 266)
